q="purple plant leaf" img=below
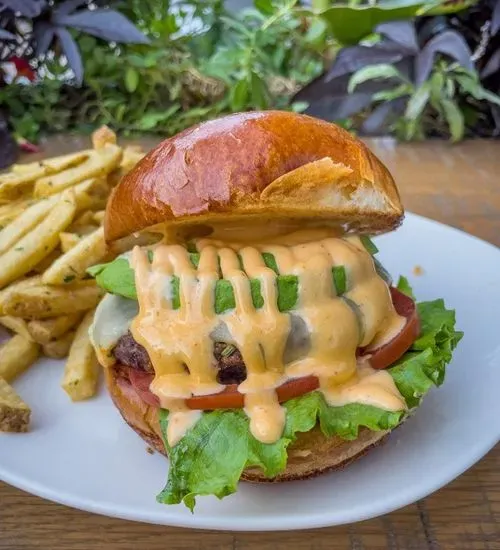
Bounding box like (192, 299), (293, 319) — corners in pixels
(491, 105), (500, 136)
(0, 0), (45, 17)
(415, 30), (473, 86)
(33, 20), (55, 56)
(54, 27), (83, 85)
(492, 0), (500, 36)
(376, 21), (419, 54)
(330, 93), (375, 119)
(54, 0), (90, 17)
(0, 28), (15, 40)
(326, 43), (405, 82)
(361, 96), (407, 135)
(55, 9), (149, 44)
(481, 48), (500, 78)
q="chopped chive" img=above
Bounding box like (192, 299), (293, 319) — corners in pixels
(250, 279), (264, 309)
(221, 344), (236, 357)
(63, 275), (76, 283)
(186, 241), (197, 253)
(360, 235), (378, 255)
(171, 277), (180, 309)
(189, 253), (200, 268)
(262, 252), (279, 274)
(332, 265), (346, 295)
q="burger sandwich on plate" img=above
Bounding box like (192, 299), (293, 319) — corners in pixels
(88, 111), (462, 510)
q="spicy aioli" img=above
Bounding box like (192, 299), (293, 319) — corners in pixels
(129, 230), (407, 447)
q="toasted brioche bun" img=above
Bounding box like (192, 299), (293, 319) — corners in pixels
(106, 365), (389, 482)
(105, 111), (403, 242)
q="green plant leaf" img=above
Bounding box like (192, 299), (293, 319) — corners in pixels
(455, 74), (500, 107)
(250, 72), (267, 109)
(254, 0), (275, 15)
(348, 64), (404, 94)
(230, 79), (249, 111)
(372, 83), (412, 102)
(304, 17), (328, 46)
(405, 82), (431, 121)
(305, 0), (469, 45)
(441, 98), (464, 142)
(125, 67), (139, 93)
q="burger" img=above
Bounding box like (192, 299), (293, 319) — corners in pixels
(88, 111), (462, 510)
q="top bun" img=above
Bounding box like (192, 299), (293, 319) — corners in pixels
(105, 111), (403, 242)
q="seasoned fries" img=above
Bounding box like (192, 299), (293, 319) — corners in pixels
(92, 125), (117, 149)
(0, 334), (39, 382)
(28, 313), (83, 345)
(62, 310), (99, 401)
(0, 195), (58, 255)
(34, 145), (122, 198)
(43, 330), (76, 359)
(0, 191), (76, 288)
(42, 151), (90, 173)
(59, 232), (81, 252)
(0, 377), (31, 432)
(43, 227), (106, 284)
(2, 281), (103, 318)
(0, 126), (146, 421)
(0, 315), (33, 341)
(0, 165), (48, 200)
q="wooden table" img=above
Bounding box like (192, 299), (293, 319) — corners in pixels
(1, 136), (499, 550)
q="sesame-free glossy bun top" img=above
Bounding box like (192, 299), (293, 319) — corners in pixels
(104, 111), (403, 242)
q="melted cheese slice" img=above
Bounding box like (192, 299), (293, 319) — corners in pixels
(129, 230), (407, 446)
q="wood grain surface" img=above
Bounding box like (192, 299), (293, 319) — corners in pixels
(1, 135), (499, 550)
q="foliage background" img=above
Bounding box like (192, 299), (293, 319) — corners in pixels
(1, 0), (499, 167)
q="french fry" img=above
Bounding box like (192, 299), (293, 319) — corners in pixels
(0, 276), (42, 315)
(11, 161), (44, 175)
(43, 227), (106, 285)
(0, 199), (32, 229)
(0, 177), (96, 255)
(34, 145), (122, 198)
(59, 232), (81, 252)
(71, 210), (96, 228)
(31, 248), (61, 274)
(0, 192), (76, 289)
(0, 165), (48, 200)
(43, 330), (75, 359)
(0, 195), (58, 255)
(0, 334), (39, 382)
(42, 151), (89, 173)
(93, 210), (105, 224)
(0, 377), (31, 433)
(0, 315), (33, 341)
(2, 281), (103, 318)
(92, 126), (117, 150)
(120, 145), (145, 173)
(62, 310), (99, 401)
(28, 312), (83, 345)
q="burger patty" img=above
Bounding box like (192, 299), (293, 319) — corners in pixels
(112, 332), (247, 385)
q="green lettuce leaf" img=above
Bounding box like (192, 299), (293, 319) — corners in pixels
(157, 285), (462, 510)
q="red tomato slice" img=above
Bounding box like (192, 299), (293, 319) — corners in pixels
(363, 287), (420, 370)
(126, 287), (419, 410)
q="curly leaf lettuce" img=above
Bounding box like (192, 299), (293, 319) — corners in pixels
(157, 279), (462, 510)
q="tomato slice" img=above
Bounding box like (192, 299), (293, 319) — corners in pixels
(125, 287), (419, 410)
(364, 287), (420, 370)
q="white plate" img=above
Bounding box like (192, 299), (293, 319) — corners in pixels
(1, 212), (499, 531)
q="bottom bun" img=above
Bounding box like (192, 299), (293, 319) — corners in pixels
(105, 365), (390, 482)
